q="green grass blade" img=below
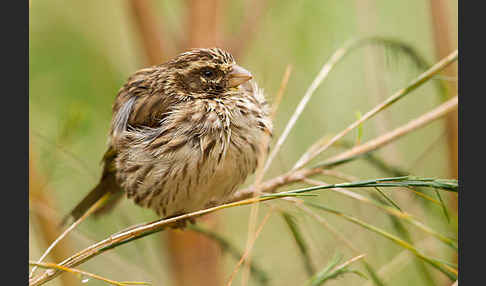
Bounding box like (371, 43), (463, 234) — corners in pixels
(306, 254), (367, 286)
(305, 201), (458, 280)
(373, 187), (402, 211)
(282, 212), (315, 276)
(434, 189), (450, 222)
(362, 262), (386, 286)
(373, 193), (437, 285)
(333, 188), (457, 250)
(262, 177), (458, 200)
(306, 254), (341, 286)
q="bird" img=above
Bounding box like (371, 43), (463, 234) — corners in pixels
(63, 48), (272, 227)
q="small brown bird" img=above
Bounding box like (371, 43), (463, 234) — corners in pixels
(64, 48), (272, 225)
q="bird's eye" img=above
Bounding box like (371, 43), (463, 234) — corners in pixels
(202, 69), (215, 78)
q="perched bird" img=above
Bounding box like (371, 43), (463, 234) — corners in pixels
(63, 48), (272, 225)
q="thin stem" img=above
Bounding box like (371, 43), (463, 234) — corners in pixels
(238, 66), (292, 285)
(240, 63), (292, 286)
(293, 50), (458, 170)
(29, 193), (111, 278)
(306, 254), (366, 286)
(29, 261), (150, 286)
(316, 96), (458, 168)
(271, 64), (293, 120)
(263, 39), (356, 175)
(225, 210), (273, 286)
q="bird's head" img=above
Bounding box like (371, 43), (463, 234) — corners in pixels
(164, 48), (253, 99)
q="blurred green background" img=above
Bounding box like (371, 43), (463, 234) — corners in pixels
(29, 1), (458, 285)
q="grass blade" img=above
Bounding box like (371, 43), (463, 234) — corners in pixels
(300, 179), (457, 250)
(282, 212), (315, 276)
(262, 177), (458, 200)
(306, 254), (367, 286)
(305, 202), (457, 280)
(373, 187), (402, 211)
(434, 189), (451, 222)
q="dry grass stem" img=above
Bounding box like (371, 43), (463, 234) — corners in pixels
(263, 39), (355, 175)
(29, 193), (111, 278)
(240, 63), (292, 286)
(293, 49), (458, 170)
(226, 210), (273, 286)
(241, 134), (273, 285)
(317, 96), (458, 168)
(334, 253), (367, 271)
(29, 201), (157, 281)
(29, 261), (150, 286)
(231, 167), (324, 201)
(241, 202), (262, 286)
(271, 64), (293, 120)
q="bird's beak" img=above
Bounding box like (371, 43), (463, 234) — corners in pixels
(228, 65), (253, 88)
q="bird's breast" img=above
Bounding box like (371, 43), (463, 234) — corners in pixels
(115, 92), (270, 217)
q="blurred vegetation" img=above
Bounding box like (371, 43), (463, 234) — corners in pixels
(29, 1), (457, 286)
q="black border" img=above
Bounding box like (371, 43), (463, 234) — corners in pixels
(9, 0), (29, 284)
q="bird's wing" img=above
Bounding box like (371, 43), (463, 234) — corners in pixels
(111, 66), (176, 136)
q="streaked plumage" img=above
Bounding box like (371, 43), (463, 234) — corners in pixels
(64, 48), (272, 223)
